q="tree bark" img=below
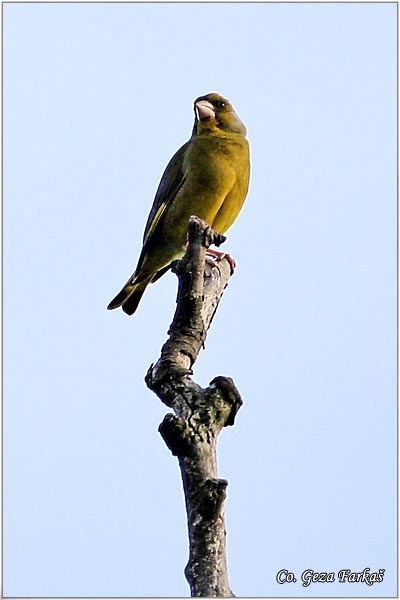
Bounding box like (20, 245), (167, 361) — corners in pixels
(145, 216), (242, 597)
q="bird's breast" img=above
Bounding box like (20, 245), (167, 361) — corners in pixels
(184, 135), (249, 192)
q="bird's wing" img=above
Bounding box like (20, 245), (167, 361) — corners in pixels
(142, 141), (190, 247)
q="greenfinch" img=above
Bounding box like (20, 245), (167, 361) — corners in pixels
(107, 92), (250, 315)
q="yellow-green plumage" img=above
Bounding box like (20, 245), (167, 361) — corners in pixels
(107, 92), (250, 315)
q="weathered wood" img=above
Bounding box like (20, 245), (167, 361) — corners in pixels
(145, 216), (242, 597)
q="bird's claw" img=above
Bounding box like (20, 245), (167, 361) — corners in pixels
(205, 248), (236, 274)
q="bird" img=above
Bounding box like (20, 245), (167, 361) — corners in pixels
(107, 92), (250, 315)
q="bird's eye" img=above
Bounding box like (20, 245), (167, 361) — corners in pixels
(214, 101), (226, 109)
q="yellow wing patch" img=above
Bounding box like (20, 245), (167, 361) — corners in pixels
(143, 201), (168, 245)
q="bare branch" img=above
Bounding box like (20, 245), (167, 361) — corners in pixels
(145, 216), (242, 597)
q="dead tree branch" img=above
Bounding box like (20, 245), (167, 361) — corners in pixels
(145, 216), (243, 597)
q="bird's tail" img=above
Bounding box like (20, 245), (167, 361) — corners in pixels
(107, 276), (150, 316)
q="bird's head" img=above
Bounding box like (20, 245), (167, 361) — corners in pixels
(192, 93), (247, 137)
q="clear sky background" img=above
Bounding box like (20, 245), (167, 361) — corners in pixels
(4, 2), (397, 597)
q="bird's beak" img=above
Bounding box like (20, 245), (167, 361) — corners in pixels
(195, 100), (215, 121)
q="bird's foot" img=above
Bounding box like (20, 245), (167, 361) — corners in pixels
(205, 248), (236, 274)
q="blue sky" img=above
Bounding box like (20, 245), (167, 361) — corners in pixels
(4, 2), (397, 597)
